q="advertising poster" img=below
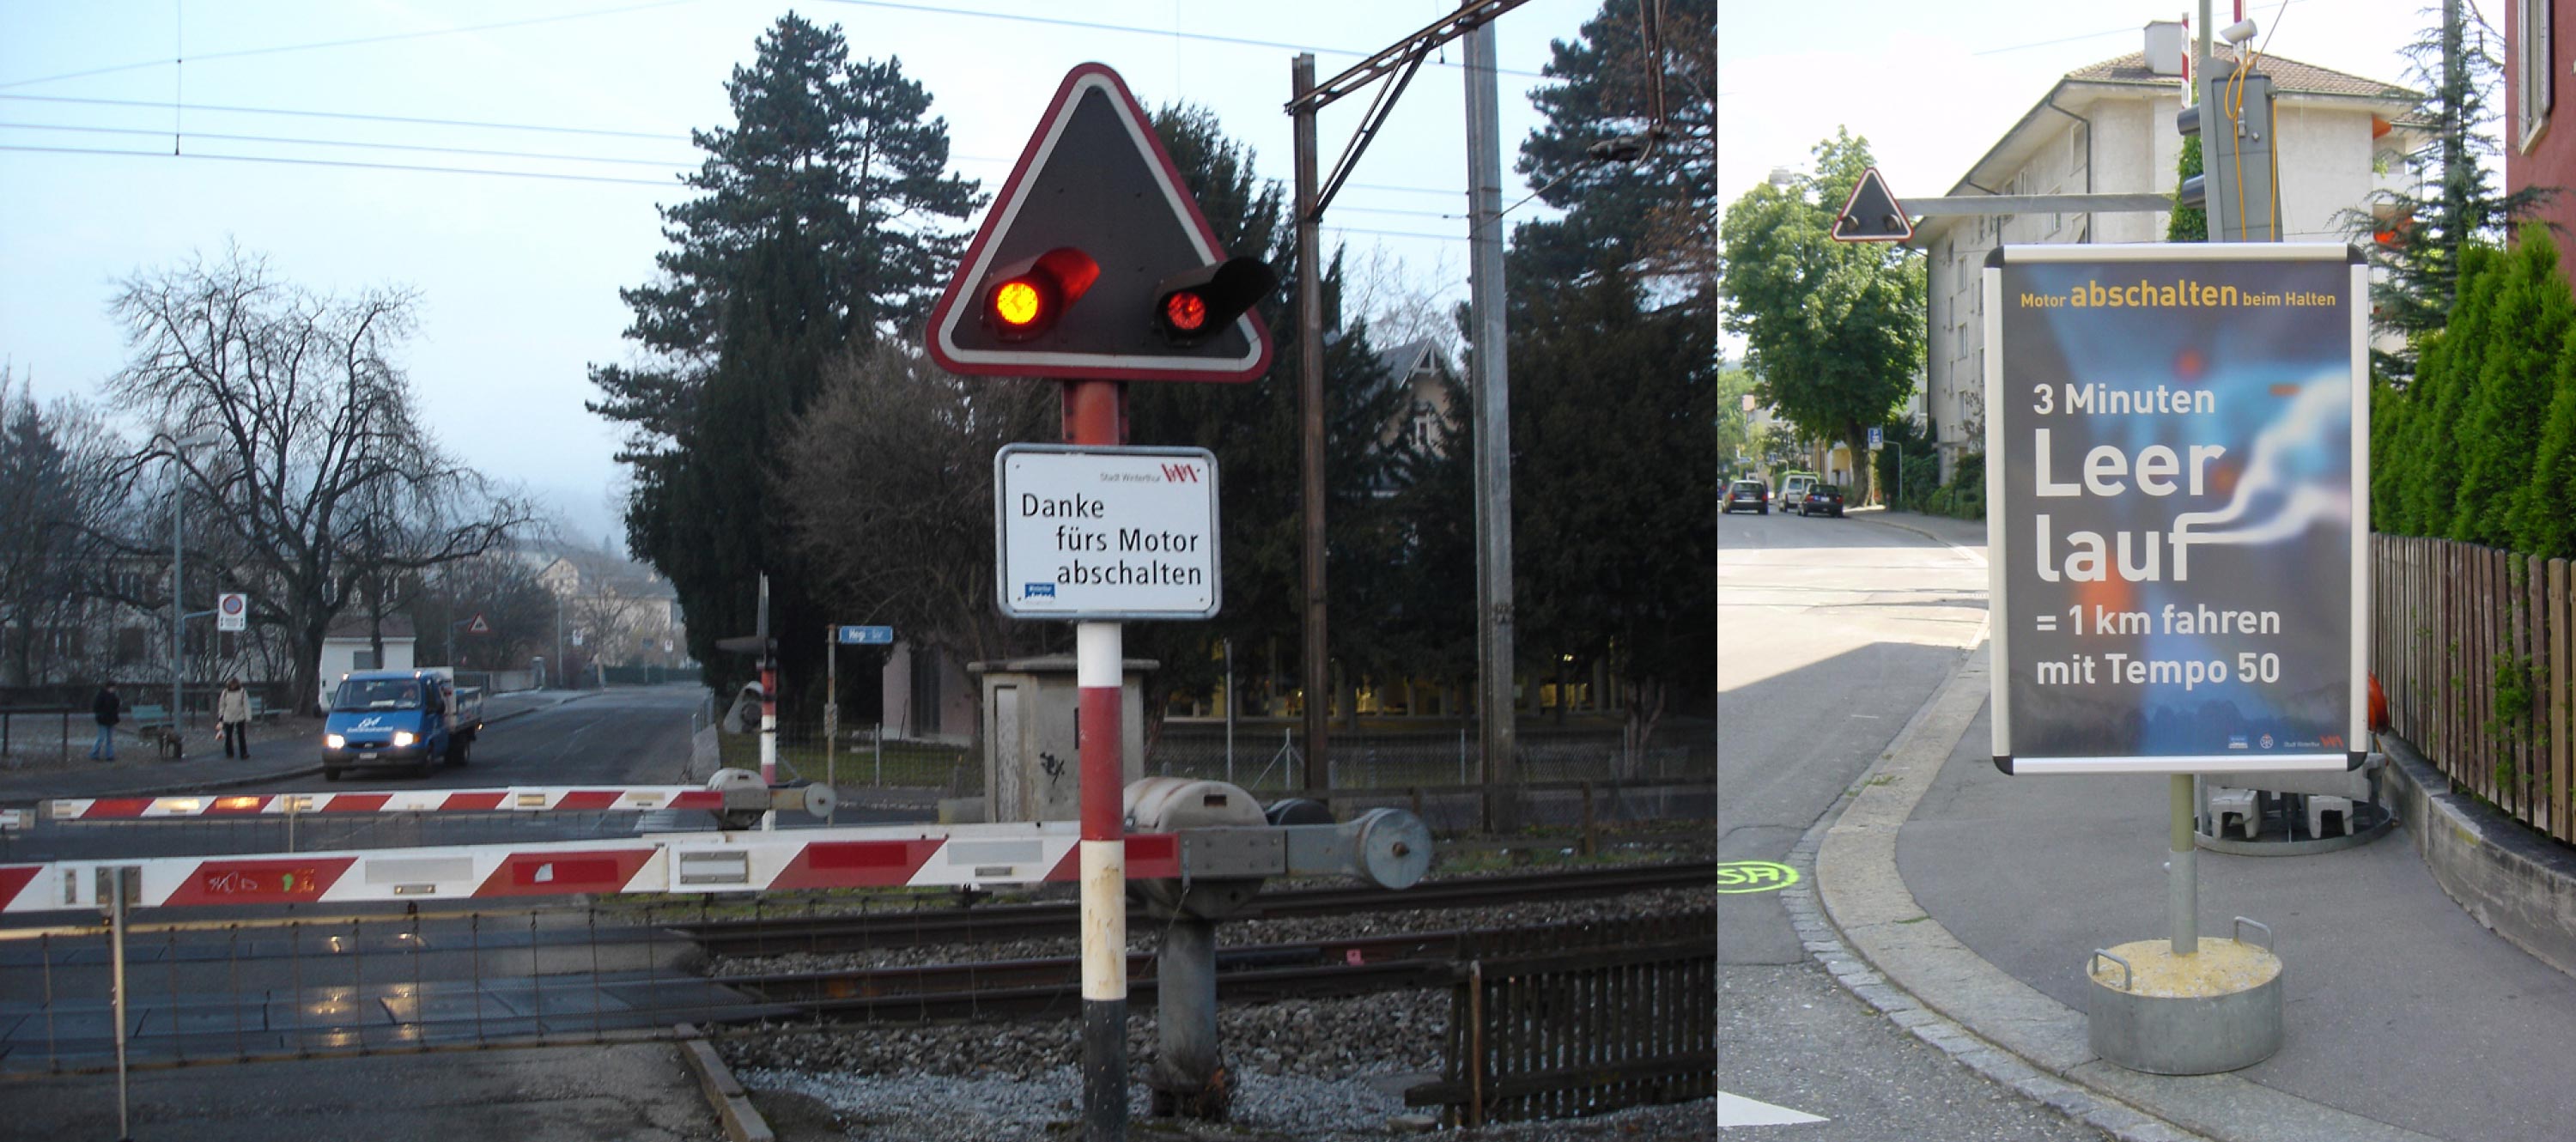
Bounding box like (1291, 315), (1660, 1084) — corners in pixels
(1984, 244), (2367, 774)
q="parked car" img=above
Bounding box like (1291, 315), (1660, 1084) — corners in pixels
(1777, 471), (1820, 514)
(1800, 483), (1846, 517)
(1723, 479), (1770, 514)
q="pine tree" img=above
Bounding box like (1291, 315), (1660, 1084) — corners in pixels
(1513, 0), (1710, 285)
(586, 14), (977, 696)
(2346, 0), (2551, 381)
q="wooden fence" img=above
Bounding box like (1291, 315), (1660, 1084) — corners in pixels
(1406, 911), (1714, 1126)
(2372, 534), (2568, 836)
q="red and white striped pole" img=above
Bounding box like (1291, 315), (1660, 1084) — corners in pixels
(1065, 379), (1127, 1141)
(757, 571), (777, 832)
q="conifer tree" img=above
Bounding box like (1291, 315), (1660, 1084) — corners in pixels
(2345, 0), (2551, 381)
(587, 14), (977, 694)
(2454, 228), (2570, 545)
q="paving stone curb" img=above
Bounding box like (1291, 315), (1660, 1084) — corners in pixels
(1796, 634), (2442, 1142)
(1780, 742), (2204, 1142)
(677, 1023), (778, 1142)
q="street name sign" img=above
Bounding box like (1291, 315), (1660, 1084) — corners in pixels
(216, 592), (247, 633)
(836, 625), (895, 646)
(994, 444), (1219, 621)
(1984, 243), (2366, 774)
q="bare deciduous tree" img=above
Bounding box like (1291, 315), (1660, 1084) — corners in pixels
(99, 248), (533, 711)
(777, 343), (1052, 672)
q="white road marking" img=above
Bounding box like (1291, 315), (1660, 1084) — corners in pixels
(1717, 1090), (1827, 1127)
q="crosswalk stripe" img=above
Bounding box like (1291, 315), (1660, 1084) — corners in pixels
(1716, 1090), (1827, 1128)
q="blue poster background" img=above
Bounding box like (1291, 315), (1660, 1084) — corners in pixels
(1996, 253), (2356, 762)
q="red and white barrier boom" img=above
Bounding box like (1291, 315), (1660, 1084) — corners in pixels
(42, 769), (829, 823)
(51, 787), (720, 820)
(0, 799), (1431, 914)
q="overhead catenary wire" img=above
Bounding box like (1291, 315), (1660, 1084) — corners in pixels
(2, 0), (1551, 94)
(0, 0), (713, 91)
(0, 93), (1475, 199)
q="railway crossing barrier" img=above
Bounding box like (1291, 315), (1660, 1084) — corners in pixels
(2, 776), (1430, 1133)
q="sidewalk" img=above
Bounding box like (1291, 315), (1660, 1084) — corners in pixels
(1803, 629), (2576, 1140)
(0, 689), (596, 806)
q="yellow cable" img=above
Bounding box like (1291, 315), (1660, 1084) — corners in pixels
(2247, 43), (2281, 240)
(2229, 52), (2251, 240)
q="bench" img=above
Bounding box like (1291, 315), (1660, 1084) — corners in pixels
(247, 696), (284, 722)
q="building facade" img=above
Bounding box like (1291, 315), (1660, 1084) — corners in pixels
(2507, 0), (2576, 242)
(1916, 28), (2418, 482)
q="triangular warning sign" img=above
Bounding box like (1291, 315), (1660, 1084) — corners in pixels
(466, 614), (491, 635)
(1832, 167), (1913, 243)
(926, 64), (1272, 383)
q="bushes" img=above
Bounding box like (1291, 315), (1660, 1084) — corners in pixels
(2380, 228), (2576, 560)
(1921, 453), (1984, 520)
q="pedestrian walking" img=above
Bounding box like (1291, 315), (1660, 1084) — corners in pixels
(217, 678), (252, 759)
(90, 679), (120, 761)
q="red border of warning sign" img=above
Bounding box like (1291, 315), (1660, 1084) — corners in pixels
(1832, 166), (1914, 243)
(926, 63), (1273, 383)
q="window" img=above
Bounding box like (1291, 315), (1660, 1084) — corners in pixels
(2520, 0), (2554, 150)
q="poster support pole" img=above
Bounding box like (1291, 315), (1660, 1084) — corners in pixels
(2169, 774), (2196, 955)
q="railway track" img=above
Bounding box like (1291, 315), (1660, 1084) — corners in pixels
(677, 860), (1716, 958)
(706, 909), (1715, 1026)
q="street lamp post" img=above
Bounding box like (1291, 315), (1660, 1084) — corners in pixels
(158, 431), (214, 734)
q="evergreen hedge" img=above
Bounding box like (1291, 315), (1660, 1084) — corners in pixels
(2376, 228), (2576, 558)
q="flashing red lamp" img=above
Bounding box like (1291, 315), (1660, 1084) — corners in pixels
(981, 247), (1100, 342)
(1151, 256), (1278, 346)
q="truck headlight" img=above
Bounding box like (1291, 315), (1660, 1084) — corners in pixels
(325, 734), (345, 749)
(392, 731), (416, 748)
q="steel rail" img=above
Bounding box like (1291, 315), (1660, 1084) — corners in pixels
(680, 860), (1716, 957)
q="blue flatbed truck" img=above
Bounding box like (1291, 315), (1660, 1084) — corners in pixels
(321, 668), (484, 780)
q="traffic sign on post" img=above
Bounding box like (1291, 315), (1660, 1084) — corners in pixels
(995, 444), (1219, 621)
(835, 626), (894, 646)
(216, 593), (247, 633)
(1832, 167), (1913, 243)
(926, 64), (1274, 382)
(466, 613), (492, 635)
(1868, 426), (1884, 451)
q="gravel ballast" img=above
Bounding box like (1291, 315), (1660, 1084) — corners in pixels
(712, 876), (1716, 1139)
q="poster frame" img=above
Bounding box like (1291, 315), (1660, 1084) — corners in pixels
(1982, 241), (2369, 776)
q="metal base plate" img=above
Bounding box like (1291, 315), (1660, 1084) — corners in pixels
(2196, 801), (2394, 856)
(2087, 938), (2283, 1075)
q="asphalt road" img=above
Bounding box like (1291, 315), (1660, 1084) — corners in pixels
(1717, 508), (2105, 1139)
(11, 685), (711, 864)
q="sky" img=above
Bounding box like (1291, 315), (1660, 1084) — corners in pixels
(1718, 0), (2503, 349)
(0, 0), (1609, 549)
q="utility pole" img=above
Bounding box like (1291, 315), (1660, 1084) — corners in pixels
(1292, 52), (1331, 794)
(1463, 17), (1518, 829)
(169, 453), (184, 734)
(1284, 1), (1534, 803)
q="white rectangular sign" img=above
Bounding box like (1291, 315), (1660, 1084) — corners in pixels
(216, 592), (248, 632)
(994, 444), (1220, 620)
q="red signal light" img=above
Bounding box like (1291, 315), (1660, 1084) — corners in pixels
(1150, 257), (1278, 346)
(980, 247), (1099, 343)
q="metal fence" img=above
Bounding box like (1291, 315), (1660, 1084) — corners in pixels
(1406, 909), (1716, 1125)
(2372, 535), (2568, 835)
(0, 906), (746, 1075)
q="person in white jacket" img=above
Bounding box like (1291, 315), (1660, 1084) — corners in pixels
(217, 679), (252, 759)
